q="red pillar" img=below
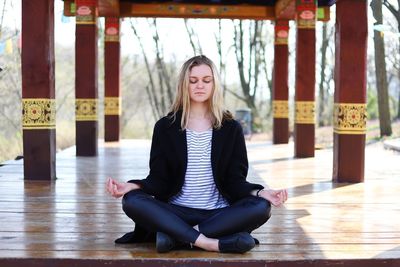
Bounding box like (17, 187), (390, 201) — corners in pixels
(273, 20), (290, 144)
(104, 17), (121, 142)
(294, 0), (317, 158)
(75, 0), (98, 156)
(21, 0), (56, 180)
(333, 0), (367, 183)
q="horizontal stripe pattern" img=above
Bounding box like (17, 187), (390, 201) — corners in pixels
(169, 128), (229, 210)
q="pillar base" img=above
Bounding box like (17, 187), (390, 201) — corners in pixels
(294, 124), (315, 158)
(23, 130), (56, 180)
(273, 118), (289, 144)
(333, 134), (365, 183)
(76, 121), (98, 156)
(105, 115), (120, 142)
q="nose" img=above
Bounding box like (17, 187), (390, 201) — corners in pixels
(196, 80), (204, 88)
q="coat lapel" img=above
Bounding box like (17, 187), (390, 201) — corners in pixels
(211, 122), (229, 178)
(167, 111), (187, 170)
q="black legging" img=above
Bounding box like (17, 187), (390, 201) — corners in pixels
(122, 190), (271, 244)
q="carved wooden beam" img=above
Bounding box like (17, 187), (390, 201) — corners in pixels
(119, 2), (275, 20)
(275, 0), (295, 20)
(63, 0), (75, 16)
(275, 0), (330, 21)
(63, 0), (330, 20)
(98, 0), (120, 17)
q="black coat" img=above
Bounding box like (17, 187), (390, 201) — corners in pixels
(129, 110), (264, 204)
(117, 111), (264, 244)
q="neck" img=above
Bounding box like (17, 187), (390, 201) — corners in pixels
(189, 102), (209, 119)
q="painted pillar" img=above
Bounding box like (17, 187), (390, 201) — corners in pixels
(104, 17), (121, 142)
(273, 20), (290, 144)
(333, 0), (367, 183)
(21, 0), (56, 180)
(75, 0), (98, 156)
(294, 0), (317, 158)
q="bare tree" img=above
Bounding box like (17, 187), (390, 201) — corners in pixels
(371, 0), (392, 136)
(130, 19), (161, 120)
(214, 19), (227, 97)
(383, 0), (400, 119)
(184, 19), (203, 55)
(259, 22), (273, 118)
(317, 22), (335, 127)
(233, 20), (265, 118)
(129, 19), (175, 120)
(0, 0), (7, 35)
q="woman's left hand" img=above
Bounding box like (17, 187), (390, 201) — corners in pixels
(259, 188), (288, 207)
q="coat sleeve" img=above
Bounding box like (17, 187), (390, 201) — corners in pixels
(223, 121), (264, 201)
(128, 120), (171, 198)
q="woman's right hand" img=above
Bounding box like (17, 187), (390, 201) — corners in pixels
(106, 177), (138, 198)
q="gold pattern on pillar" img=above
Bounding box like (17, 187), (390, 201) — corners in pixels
(22, 99), (56, 130)
(273, 100), (289, 119)
(76, 99), (98, 121)
(295, 101), (315, 124)
(334, 103), (367, 135)
(76, 0), (97, 25)
(275, 21), (289, 45)
(105, 18), (120, 42)
(296, 0), (317, 29)
(104, 97), (121, 116)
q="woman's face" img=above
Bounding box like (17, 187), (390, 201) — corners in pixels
(188, 64), (214, 104)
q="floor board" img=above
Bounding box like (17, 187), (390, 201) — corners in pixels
(0, 139), (399, 267)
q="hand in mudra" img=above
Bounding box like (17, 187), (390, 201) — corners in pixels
(106, 177), (137, 198)
(259, 188), (288, 207)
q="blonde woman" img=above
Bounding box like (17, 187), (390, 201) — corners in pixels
(106, 55), (288, 253)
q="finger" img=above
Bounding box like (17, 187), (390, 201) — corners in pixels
(283, 189), (288, 202)
(111, 184), (117, 197)
(277, 192), (284, 206)
(106, 178), (112, 194)
(278, 191), (284, 203)
(108, 179), (115, 194)
(272, 200), (281, 207)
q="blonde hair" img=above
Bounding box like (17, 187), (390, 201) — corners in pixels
(169, 55), (232, 129)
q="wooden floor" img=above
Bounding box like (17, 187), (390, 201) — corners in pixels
(0, 139), (399, 267)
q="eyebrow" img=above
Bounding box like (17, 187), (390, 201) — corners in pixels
(189, 76), (213, 79)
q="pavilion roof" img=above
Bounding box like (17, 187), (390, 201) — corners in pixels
(64, 0), (336, 20)
(119, 0), (336, 7)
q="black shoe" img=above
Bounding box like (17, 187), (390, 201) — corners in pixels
(218, 232), (255, 253)
(156, 232), (176, 253)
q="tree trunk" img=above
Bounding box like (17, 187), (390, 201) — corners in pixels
(233, 20), (262, 119)
(184, 19), (202, 55)
(318, 23), (328, 127)
(130, 19), (161, 120)
(383, 0), (400, 119)
(371, 0), (392, 136)
(398, 23), (400, 119)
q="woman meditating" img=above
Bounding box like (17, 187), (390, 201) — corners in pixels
(106, 55), (288, 253)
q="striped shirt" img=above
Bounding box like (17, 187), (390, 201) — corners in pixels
(169, 128), (229, 210)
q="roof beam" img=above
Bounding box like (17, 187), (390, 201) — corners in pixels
(119, 2), (275, 20)
(98, 0), (120, 17)
(275, 0), (296, 20)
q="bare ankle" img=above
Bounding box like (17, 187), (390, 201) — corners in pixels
(194, 234), (219, 252)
